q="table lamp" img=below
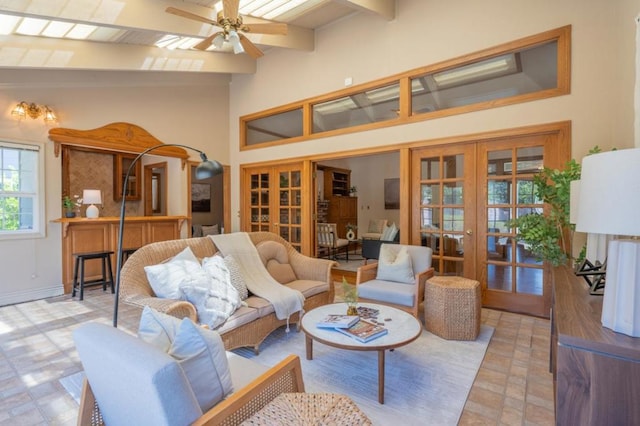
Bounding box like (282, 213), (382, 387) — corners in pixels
(575, 148), (640, 337)
(82, 189), (102, 219)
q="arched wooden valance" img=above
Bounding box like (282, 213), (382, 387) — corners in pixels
(48, 122), (189, 168)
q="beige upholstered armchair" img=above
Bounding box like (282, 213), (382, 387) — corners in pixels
(74, 321), (305, 426)
(356, 244), (434, 319)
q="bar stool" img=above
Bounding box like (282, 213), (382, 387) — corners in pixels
(72, 250), (115, 301)
(121, 248), (139, 266)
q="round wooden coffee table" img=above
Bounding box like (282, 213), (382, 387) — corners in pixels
(300, 302), (422, 404)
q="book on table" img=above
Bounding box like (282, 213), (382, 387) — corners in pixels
(316, 314), (360, 329)
(336, 318), (388, 343)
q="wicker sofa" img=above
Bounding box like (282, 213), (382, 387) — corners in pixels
(119, 232), (336, 353)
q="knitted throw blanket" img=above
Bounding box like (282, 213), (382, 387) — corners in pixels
(210, 233), (305, 321)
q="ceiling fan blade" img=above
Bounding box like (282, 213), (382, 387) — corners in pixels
(223, 0), (240, 20)
(194, 32), (220, 50)
(238, 33), (264, 59)
(241, 22), (288, 35)
(166, 7), (218, 26)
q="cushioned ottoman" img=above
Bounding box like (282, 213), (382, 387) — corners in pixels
(424, 276), (481, 340)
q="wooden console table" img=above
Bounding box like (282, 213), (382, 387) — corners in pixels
(52, 216), (187, 294)
(551, 265), (640, 425)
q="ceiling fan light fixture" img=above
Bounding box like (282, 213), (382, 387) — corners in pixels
(212, 33), (225, 49)
(228, 30), (244, 54)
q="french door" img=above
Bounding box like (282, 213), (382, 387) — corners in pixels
(244, 163), (305, 252)
(411, 126), (569, 317)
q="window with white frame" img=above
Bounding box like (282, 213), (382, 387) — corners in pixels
(0, 141), (44, 239)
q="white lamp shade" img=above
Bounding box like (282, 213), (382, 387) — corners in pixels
(82, 189), (102, 205)
(575, 148), (640, 236)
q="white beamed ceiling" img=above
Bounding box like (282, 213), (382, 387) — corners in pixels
(0, 0), (396, 75)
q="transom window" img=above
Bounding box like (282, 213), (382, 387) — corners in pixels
(242, 26), (570, 149)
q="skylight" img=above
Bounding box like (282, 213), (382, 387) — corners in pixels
(0, 1), (317, 52)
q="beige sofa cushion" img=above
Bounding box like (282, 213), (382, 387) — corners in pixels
(244, 296), (275, 317)
(256, 240), (297, 284)
(286, 279), (329, 298)
(216, 305), (260, 334)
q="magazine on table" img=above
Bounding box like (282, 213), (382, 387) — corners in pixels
(316, 314), (360, 329)
(336, 318), (388, 343)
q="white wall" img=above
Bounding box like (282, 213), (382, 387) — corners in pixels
(0, 70), (230, 305)
(229, 0), (639, 230)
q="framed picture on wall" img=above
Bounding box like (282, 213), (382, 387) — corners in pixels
(191, 183), (211, 212)
(384, 178), (400, 209)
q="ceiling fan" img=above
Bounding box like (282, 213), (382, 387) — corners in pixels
(166, 0), (288, 59)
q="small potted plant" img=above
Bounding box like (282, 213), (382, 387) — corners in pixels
(62, 195), (81, 218)
(342, 277), (358, 315)
(349, 186), (357, 197)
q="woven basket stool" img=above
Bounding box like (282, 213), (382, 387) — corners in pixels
(425, 276), (481, 340)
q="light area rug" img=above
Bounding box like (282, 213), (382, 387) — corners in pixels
(234, 324), (494, 426)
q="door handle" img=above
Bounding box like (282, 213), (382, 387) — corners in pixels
(466, 229), (473, 235)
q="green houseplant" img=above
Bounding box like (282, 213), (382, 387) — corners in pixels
(507, 159), (581, 266)
(507, 146), (609, 267)
(62, 195), (80, 218)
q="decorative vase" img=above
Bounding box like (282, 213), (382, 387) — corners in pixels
(346, 303), (358, 316)
(346, 229), (355, 241)
(65, 211), (76, 218)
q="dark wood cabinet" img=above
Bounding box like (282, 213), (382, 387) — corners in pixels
(551, 266), (640, 425)
(113, 153), (141, 201)
(328, 196), (357, 239)
(323, 167), (351, 199)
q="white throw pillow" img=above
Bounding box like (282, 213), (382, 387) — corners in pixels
(170, 319), (233, 411)
(376, 245), (415, 284)
(223, 255), (249, 300)
(202, 224), (219, 236)
(380, 224), (392, 240)
(181, 285), (242, 329)
(137, 305), (182, 352)
(144, 247), (210, 299)
(187, 255), (243, 329)
(383, 222), (398, 241)
(138, 307), (233, 412)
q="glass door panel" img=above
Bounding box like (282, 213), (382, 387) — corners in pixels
(277, 169), (302, 251)
(412, 145), (475, 277)
(479, 140), (552, 316)
(249, 171), (270, 232)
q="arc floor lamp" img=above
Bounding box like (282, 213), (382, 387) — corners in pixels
(112, 144), (223, 327)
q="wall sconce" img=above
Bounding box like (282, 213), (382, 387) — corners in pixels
(11, 101), (58, 124)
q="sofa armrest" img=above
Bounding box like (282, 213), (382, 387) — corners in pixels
(124, 295), (198, 322)
(194, 354), (305, 426)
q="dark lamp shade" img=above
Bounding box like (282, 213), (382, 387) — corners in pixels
(195, 157), (223, 180)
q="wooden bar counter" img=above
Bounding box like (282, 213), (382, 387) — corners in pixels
(52, 216), (187, 294)
(551, 265), (640, 425)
